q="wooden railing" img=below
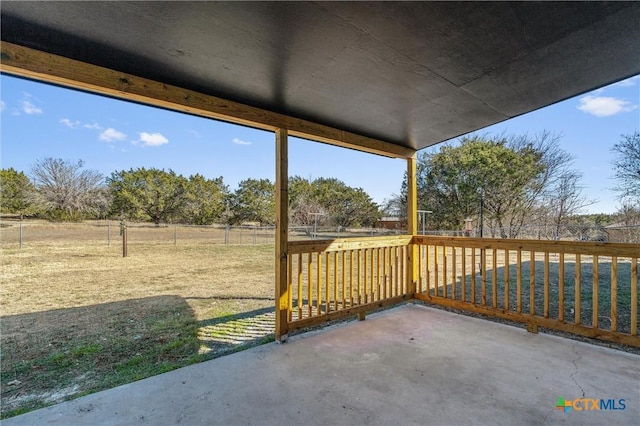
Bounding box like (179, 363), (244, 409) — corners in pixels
(413, 236), (639, 347)
(286, 235), (413, 330)
(283, 235), (639, 347)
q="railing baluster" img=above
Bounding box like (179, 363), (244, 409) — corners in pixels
(592, 255), (599, 329)
(481, 248), (486, 306)
(504, 250), (510, 311)
(308, 253), (313, 318)
(298, 253), (303, 320)
(325, 252), (330, 314)
(383, 246), (388, 300)
(516, 250), (522, 313)
(364, 249), (369, 303)
(611, 256), (617, 332)
(575, 254), (581, 325)
(376, 247), (381, 300)
(452, 246), (457, 300)
(341, 250), (346, 310)
(492, 248), (498, 308)
(558, 253), (565, 322)
(471, 248), (476, 304)
(461, 247), (466, 302)
(288, 255), (293, 322)
(631, 258), (637, 336)
(395, 246), (400, 297)
(317, 252), (322, 315)
(442, 246), (447, 298)
(350, 250), (355, 307)
(418, 244), (423, 294)
(544, 252), (550, 318)
(434, 246), (439, 297)
(426, 245), (431, 296)
(334, 251), (338, 311)
(530, 251), (536, 316)
(401, 245), (405, 294)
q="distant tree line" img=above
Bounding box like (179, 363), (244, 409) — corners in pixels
(2, 131), (637, 236)
(0, 159), (380, 228)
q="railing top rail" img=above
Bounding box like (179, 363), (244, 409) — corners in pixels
(288, 234), (413, 254)
(412, 236), (640, 257)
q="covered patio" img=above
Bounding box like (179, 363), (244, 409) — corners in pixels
(4, 304), (639, 425)
(1, 2), (639, 423)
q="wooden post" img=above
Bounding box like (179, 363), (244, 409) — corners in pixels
(275, 128), (289, 342)
(121, 221), (128, 258)
(406, 154), (418, 295)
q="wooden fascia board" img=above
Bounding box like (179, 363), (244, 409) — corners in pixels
(0, 42), (415, 159)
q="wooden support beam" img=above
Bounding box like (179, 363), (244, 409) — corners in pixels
(0, 42), (415, 159)
(406, 154), (418, 295)
(275, 129), (289, 342)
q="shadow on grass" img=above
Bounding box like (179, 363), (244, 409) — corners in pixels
(1, 296), (276, 419)
(429, 259), (637, 335)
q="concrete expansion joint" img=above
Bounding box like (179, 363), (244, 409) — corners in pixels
(569, 343), (586, 398)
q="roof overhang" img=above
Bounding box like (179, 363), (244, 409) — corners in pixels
(2, 2), (639, 157)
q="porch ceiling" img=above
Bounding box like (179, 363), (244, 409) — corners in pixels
(2, 2), (639, 151)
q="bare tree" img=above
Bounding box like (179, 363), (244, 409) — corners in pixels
(545, 170), (595, 239)
(612, 131), (640, 202)
(31, 158), (105, 220)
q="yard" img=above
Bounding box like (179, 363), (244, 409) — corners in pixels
(1, 222), (637, 418)
(0, 224), (275, 418)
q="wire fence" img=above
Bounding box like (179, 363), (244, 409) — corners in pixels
(421, 223), (640, 244)
(1, 221), (638, 249)
(0, 221), (401, 249)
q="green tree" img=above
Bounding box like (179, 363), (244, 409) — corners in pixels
(108, 168), (189, 224)
(406, 133), (575, 238)
(31, 158), (105, 221)
(228, 178), (275, 225)
(308, 178), (380, 228)
(184, 174), (228, 225)
(0, 168), (37, 218)
(611, 131), (640, 202)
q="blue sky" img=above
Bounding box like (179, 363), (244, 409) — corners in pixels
(1, 73), (638, 214)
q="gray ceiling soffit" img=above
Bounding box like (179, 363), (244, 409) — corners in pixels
(2, 2), (639, 151)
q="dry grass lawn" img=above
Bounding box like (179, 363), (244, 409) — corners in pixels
(1, 225), (275, 418)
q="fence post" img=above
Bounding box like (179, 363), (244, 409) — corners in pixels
(120, 220), (128, 257)
(19, 222), (23, 249)
(225, 224), (229, 244)
(253, 225), (257, 244)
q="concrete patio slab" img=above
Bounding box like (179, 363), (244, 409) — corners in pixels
(4, 304), (639, 425)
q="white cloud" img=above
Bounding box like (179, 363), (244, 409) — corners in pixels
(188, 130), (202, 139)
(577, 96), (637, 117)
(612, 75), (639, 88)
(138, 132), (168, 146)
(0, 100), (5, 112)
(99, 127), (127, 142)
(59, 118), (81, 128)
(19, 93), (43, 115)
(83, 122), (103, 130)
(232, 137), (252, 146)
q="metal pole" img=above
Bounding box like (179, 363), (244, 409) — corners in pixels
(480, 196), (484, 238)
(225, 224), (229, 244)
